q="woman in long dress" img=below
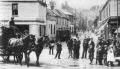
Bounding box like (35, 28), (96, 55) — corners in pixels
(107, 42), (115, 66)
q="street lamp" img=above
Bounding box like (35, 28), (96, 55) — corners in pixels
(117, 0), (119, 40)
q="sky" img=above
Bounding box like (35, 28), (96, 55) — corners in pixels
(47, 0), (107, 9)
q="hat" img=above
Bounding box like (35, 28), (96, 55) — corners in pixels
(11, 17), (14, 19)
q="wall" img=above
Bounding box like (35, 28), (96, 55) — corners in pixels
(100, 0), (120, 21)
(46, 20), (56, 40)
(0, 1), (46, 37)
(110, 0), (120, 16)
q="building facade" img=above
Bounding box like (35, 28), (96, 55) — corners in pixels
(46, 8), (56, 40)
(0, 0), (47, 37)
(98, 0), (120, 39)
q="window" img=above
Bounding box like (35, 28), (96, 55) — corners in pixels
(44, 26), (46, 36)
(54, 25), (56, 34)
(40, 25), (41, 36)
(12, 3), (18, 16)
(51, 24), (52, 34)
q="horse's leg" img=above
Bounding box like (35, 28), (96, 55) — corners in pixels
(6, 56), (10, 62)
(6, 51), (11, 62)
(68, 48), (70, 58)
(24, 52), (27, 64)
(71, 49), (73, 58)
(96, 57), (98, 64)
(69, 49), (72, 58)
(16, 52), (23, 65)
(27, 50), (32, 66)
(35, 51), (40, 66)
(14, 54), (16, 63)
(19, 53), (23, 65)
(27, 53), (30, 67)
(70, 49), (73, 58)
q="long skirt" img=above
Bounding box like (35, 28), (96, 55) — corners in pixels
(107, 48), (115, 62)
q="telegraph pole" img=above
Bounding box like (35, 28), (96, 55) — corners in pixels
(74, 9), (77, 35)
(117, 0), (119, 41)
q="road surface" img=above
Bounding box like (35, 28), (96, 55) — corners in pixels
(0, 42), (119, 69)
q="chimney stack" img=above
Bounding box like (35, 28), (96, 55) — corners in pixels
(50, 0), (55, 10)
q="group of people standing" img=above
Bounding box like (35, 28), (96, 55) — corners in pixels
(67, 38), (81, 59)
(96, 38), (120, 66)
(82, 37), (95, 64)
(43, 35), (120, 66)
(47, 39), (62, 59)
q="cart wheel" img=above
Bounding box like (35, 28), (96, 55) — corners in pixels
(2, 56), (7, 62)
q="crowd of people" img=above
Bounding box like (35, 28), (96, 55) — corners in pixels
(46, 36), (120, 66)
(96, 37), (120, 66)
(7, 17), (120, 66)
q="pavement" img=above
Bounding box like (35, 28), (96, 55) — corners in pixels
(0, 42), (120, 69)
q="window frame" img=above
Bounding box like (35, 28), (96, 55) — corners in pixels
(12, 3), (18, 16)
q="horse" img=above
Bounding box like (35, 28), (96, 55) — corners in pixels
(34, 36), (47, 66)
(7, 37), (23, 63)
(7, 34), (36, 65)
(22, 34), (36, 66)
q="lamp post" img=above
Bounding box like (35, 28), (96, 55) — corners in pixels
(117, 0), (119, 40)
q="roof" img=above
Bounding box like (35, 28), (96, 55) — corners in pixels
(54, 9), (66, 18)
(47, 9), (56, 16)
(0, 0), (40, 1)
(52, 9), (61, 17)
(60, 9), (72, 16)
(0, 0), (47, 6)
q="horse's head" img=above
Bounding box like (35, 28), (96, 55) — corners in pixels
(23, 34), (36, 46)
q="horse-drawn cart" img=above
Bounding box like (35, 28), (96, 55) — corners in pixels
(0, 47), (16, 62)
(0, 26), (17, 62)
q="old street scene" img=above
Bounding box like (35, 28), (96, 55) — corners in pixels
(0, 0), (120, 69)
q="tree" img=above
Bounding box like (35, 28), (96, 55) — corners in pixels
(61, 1), (74, 13)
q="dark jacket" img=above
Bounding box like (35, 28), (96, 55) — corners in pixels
(89, 41), (95, 53)
(83, 39), (89, 49)
(56, 42), (62, 52)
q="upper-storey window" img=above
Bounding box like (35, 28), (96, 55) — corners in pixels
(12, 3), (18, 16)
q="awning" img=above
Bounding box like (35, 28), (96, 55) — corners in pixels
(96, 20), (108, 35)
(99, 23), (107, 31)
(98, 22), (108, 32)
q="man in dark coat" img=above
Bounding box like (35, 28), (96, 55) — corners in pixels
(9, 17), (19, 37)
(55, 41), (62, 59)
(76, 39), (81, 59)
(88, 38), (95, 64)
(82, 38), (89, 59)
(10, 17), (15, 26)
(67, 39), (73, 58)
(73, 39), (77, 59)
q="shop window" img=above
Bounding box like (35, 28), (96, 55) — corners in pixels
(51, 24), (52, 34)
(12, 3), (18, 16)
(44, 26), (46, 36)
(54, 25), (56, 34)
(40, 25), (41, 36)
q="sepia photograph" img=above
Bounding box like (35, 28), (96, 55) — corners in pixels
(0, 0), (120, 69)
